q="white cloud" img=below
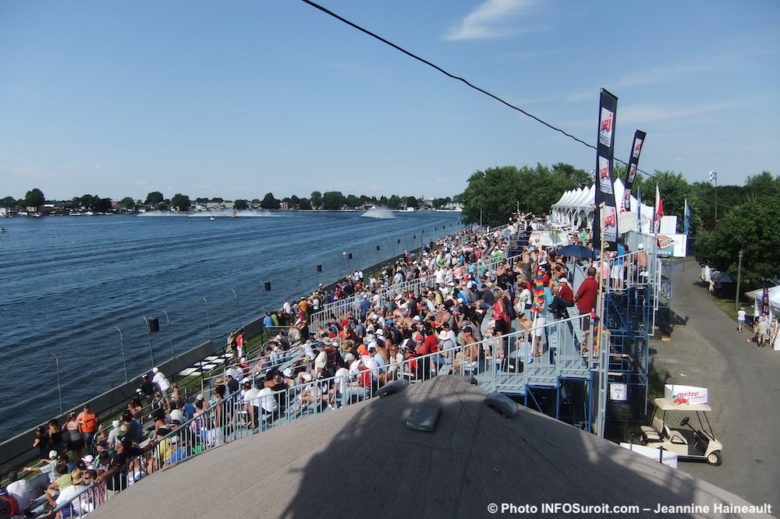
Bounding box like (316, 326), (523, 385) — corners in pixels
(561, 96), (771, 130)
(620, 99), (751, 125)
(565, 64), (709, 103)
(444, 0), (534, 41)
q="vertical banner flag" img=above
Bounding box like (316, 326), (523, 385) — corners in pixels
(761, 285), (769, 316)
(684, 199), (691, 235)
(623, 130), (646, 211)
(594, 89), (619, 250)
(654, 185), (664, 233)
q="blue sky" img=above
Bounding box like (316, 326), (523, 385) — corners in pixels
(1, 0), (778, 201)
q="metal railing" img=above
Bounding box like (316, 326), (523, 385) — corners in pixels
(308, 251), (520, 333)
(56, 311), (600, 517)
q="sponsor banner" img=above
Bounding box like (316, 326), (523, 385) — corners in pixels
(660, 215), (677, 234)
(610, 382), (627, 401)
(594, 89), (619, 250)
(656, 233), (687, 257)
(598, 107), (615, 147)
(664, 384), (708, 405)
(598, 154), (613, 195)
(618, 211), (637, 233)
(601, 205), (618, 245)
(623, 130), (646, 211)
(528, 230), (569, 248)
(620, 443), (678, 468)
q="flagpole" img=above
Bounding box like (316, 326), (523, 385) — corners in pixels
(596, 203), (607, 352)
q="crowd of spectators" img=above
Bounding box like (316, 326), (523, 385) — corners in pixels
(3, 214), (649, 518)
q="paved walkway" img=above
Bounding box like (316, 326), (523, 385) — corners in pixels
(650, 260), (780, 511)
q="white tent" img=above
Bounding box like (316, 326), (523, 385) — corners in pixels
(551, 179), (654, 231)
(745, 285), (780, 313)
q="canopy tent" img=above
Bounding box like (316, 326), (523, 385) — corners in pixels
(745, 285), (780, 313)
(551, 179), (654, 231)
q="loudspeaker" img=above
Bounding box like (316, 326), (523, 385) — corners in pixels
(147, 318), (159, 333)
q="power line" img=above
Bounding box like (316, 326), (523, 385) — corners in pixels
(300, 0), (658, 179)
(301, 0), (751, 214)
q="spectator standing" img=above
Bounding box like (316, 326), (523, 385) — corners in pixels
(77, 404), (99, 452)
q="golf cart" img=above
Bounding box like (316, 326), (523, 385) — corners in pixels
(639, 397), (723, 466)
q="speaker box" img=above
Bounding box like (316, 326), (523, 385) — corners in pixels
(147, 318), (160, 333)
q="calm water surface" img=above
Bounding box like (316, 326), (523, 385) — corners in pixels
(0, 211), (462, 440)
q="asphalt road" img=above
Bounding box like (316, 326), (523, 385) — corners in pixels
(650, 260), (780, 511)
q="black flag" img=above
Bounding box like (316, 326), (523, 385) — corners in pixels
(594, 89), (618, 250)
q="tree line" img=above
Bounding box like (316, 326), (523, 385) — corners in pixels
(1, 189), (457, 213)
(457, 163), (779, 286)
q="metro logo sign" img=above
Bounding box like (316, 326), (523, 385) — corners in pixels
(664, 384), (708, 405)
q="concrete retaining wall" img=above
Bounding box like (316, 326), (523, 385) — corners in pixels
(0, 339), (216, 472)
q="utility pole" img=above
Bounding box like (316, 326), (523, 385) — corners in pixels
(709, 170), (718, 220)
(735, 249), (744, 312)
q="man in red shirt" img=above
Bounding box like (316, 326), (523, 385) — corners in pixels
(574, 267), (599, 349)
(549, 278), (575, 319)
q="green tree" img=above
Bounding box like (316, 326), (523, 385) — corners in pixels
(635, 171), (691, 232)
(171, 194), (191, 212)
(345, 194), (361, 209)
(233, 199), (249, 211)
(93, 197), (112, 213)
(322, 191), (345, 210)
(459, 164), (588, 226)
(310, 191), (323, 210)
(24, 188), (45, 210)
(1, 196), (16, 207)
(695, 196), (780, 286)
(551, 163), (592, 188)
(298, 197), (312, 210)
(404, 196), (419, 210)
(743, 171), (780, 201)
(120, 197), (136, 211)
(432, 197), (451, 209)
(145, 191), (164, 205)
(77, 194), (95, 210)
(210, 197), (224, 203)
(289, 195), (301, 209)
(260, 192), (280, 210)
(387, 195), (402, 210)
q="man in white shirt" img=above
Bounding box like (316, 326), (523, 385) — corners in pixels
(5, 471), (31, 514)
(257, 377), (278, 425)
(152, 367), (171, 408)
(241, 379), (260, 428)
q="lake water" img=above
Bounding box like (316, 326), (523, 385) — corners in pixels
(0, 210), (463, 441)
